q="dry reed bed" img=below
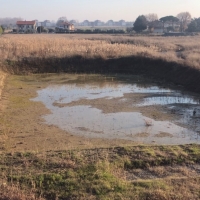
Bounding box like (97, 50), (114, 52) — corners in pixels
(0, 71), (6, 102)
(0, 34), (200, 69)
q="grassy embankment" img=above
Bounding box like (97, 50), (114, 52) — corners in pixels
(1, 145), (200, 199)
(0, 34), (200, 199)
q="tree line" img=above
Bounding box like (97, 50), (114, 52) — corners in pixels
(133, 12), (200, 33)
(0, 26), (4, 34)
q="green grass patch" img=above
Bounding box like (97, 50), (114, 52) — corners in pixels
(0, 145), (200, 199)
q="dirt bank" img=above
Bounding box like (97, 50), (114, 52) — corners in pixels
(3, 55), (200, 94)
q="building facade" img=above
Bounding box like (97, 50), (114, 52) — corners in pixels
(56, 21), (75, 32)
(16, 20), (37, 33)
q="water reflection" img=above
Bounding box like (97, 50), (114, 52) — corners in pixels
(138, 96), (200, 106)
(32, 75), (200, 145)
(41, 84), (173, 105)
(42, 105), (198, 144)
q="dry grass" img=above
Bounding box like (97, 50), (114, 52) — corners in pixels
(0, 34), (200, 69)
(0, 71), (6, 110)
(0, 145), (200, 199)
(0, 71), (6, 98)
(144, 118), (153, 126)
(0, 184), (43, 200)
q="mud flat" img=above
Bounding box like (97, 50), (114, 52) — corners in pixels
(1, 73), (200, 153)
(32, 74), (200, 145)
(0, 74), (139, 152)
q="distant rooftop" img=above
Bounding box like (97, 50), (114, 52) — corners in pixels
(16, 20), (36, 25)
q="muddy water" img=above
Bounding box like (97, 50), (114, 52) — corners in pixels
(32, 75), (200, 145)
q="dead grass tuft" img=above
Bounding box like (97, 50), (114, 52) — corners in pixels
(0, 184), (43, 200)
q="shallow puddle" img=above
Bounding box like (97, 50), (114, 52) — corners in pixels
(138, 96), (200, 106)
(32, 75), (200, 145)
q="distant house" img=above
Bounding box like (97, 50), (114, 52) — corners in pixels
(41, 20), (51, 27)
(36, 20), (56, 32)
(82, 20), (90, 26)
(149, 21), (164, 33)
(126, 21), (134, 27)
(56, 21), (75, 32)
(164, 21), (180, 32)
(149, 20), (181, 33)
(16, 20), (37, 33)
(147, 20), (162, 33)
(36, 21), (42, 27)
(106, 20), (114, 26)
(118, 20), (126, 26)
(94, 20), (103, 26)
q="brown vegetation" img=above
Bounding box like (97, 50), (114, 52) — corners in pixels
(0, 71), (6, 106)
(0, 34), (200, 68)
(1, 34), (200, 93)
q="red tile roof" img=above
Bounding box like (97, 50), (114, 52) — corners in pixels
(16, 21), (36, 25)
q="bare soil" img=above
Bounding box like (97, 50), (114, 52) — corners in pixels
(0, 74), (141, 152)
(1, 73), (198, 153)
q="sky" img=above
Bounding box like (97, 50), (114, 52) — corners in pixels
(1, 0), (200, 22)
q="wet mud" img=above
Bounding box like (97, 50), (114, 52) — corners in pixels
(32, 74), (200, 145)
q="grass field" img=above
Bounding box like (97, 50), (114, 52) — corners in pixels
(1, 145), (200, 199)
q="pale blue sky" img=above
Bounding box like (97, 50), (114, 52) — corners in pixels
(1, 0), (199, 21)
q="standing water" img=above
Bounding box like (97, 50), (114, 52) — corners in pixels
(32, 74), (200, 145)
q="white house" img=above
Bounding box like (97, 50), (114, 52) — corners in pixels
(42, 20), (52, 27)
(82, 20), (90, 26)
(118, 20), (126, 26)
(56, 21), (75, 32)
(106, 20), (114, 26)
(16, 20), (37, 33)
(94, 20), (103, 26)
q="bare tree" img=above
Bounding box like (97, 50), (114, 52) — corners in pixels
(57, 16), (67, 22)
(145, 13), (158, 32)
(145, 13), (158, 22)
(56, 17), (68, 26)
(0, 17), (23, 27)
(177, 12), (192, 32)
(0, 17), (23, 31)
